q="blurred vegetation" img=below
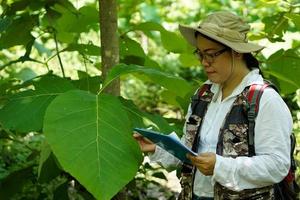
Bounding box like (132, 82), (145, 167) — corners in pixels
(0, 0), (299, 199)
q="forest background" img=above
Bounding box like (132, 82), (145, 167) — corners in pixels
(0, 0), (299, 199)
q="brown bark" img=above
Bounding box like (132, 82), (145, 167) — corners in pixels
(99, 1), (125, 199)
(99, 0), (120, 95)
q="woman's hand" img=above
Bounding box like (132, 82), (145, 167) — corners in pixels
(187, 152), (216, 176)
(133, 132), (156, 153)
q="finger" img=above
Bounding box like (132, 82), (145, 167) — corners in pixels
(133, 132), (141, 137)
(188, 156), (201, 165)
(133, 133), (146, 141)
(186, 153), (195, 159)
(191, 157), (208, 167)
(199, 152), (215, 157)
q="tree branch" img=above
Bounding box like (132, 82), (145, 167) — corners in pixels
(53, 31), (65, 78)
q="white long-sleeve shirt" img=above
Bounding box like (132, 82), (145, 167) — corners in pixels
(150, 69), (292, 197)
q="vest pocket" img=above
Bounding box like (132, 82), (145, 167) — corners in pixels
(222, 124), (249, 157)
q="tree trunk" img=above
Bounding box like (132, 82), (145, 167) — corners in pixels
(99, 0), (120, 95)
(99, 1), (126, 199)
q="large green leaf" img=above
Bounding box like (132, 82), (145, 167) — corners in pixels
(266, 49), (300, 94)
(103, 64), (193, 98)
(44, 90), (142, 200)
(0, 75), (75, 132)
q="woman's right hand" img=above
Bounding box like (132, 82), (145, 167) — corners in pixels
(133, 132), (156, 153)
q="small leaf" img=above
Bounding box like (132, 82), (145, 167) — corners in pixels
(120, 36), (146, 58)
(64, 43), (101, 56)
(53, 4), (98, 34)
(132, 22), (187, 53)
(262, 13), (289, 40)
(133, 22), (165, 32)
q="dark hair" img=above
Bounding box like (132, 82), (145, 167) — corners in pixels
(194, 31), (262, 74)
(243, 53), (263, 77)
(243, 53), (259, 70)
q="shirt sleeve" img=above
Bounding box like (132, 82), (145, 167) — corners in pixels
(212, 88), (292, 191)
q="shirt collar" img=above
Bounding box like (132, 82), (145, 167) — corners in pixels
(205, 69), (263, 101)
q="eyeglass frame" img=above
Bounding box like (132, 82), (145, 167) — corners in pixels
(193, 47), (229, 63)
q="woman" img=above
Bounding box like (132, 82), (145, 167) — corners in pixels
(134, 11), (292, 200)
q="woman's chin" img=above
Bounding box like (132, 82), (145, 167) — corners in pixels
(208, 77), (221, 84)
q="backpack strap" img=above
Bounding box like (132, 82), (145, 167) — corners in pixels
(190, 84), (211, 114)
(247, 83), (270, 156)
(190, 84), (212, 152)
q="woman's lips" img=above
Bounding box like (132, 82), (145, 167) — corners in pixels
(206, 71), (216, 74)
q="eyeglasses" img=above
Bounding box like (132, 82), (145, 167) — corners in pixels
(193, 48), (229, 63)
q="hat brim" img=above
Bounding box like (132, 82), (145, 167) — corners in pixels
(179, 24), (264, 53)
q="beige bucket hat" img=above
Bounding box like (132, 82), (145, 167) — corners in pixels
(179, 11), (264, 53)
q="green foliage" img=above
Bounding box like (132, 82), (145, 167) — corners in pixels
(131, 22), (188, 53)
(0, 0), (299, 199)
(126, 162), (177, 200)
(265, 48), (300, 94)
(103, 63), (193, 99)
(0, 75), (75, 132)
(0, 165), (35, 198)
(0, 14), (37, 50)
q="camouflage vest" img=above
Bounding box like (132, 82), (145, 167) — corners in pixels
(177, 84), (274, 200)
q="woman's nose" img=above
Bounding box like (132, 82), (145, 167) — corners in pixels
(201, 59), (210, 67)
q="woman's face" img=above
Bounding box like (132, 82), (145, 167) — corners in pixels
(195, 35), (233, 84)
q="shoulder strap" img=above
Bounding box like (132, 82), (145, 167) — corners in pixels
(190, 84), (211, 114)
(247, 83), (270, 156)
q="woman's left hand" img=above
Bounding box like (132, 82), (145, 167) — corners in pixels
(187, 152), (216, 176)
